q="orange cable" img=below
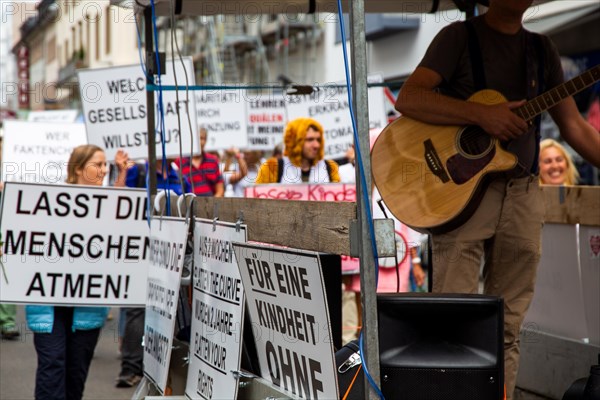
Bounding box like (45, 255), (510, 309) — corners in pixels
(342, 364), (363, 400)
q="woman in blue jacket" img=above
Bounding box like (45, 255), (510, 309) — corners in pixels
(26, 145), (129, 400)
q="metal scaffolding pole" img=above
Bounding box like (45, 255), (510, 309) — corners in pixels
(144, 7), (157, 195)
(349, 0), (381, 398)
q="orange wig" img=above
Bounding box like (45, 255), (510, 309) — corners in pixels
(283, 117), (325, 167)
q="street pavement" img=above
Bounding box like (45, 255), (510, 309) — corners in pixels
(0, 306), (136, 400)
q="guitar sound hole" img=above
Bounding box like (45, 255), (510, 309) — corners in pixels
(457, 126), (494, 159)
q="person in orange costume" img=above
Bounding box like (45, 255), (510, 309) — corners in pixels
(255, 117), (340, 184)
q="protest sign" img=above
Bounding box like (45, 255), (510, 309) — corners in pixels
(78, 58), (198, 161)
(144, 217), (188, 394)
(246, 93), (287, 150)
(286, 76), (388, 159)
(185, 219), (247, 400)
(1, 121), (87, 184)
(196, 87), (248, 151)
(579, 226), (600, 345)
(0, 183), (149, 306)
(233, 243), (338, 399)
(245, 182), (355, 202)
(27, 110), (79, 123)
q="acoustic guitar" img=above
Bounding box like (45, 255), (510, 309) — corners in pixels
(371, 65), (600, 234)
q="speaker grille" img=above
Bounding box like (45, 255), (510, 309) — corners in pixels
(381, 367), (502, 400)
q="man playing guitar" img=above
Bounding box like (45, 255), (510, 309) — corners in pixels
(394, 1), (600, 398)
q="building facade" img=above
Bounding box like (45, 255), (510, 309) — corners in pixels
(11, 0), (139, 111)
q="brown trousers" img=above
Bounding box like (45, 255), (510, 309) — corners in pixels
(431, 176), (543, 400)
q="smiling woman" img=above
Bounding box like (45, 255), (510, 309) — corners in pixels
(538, 139), (579, 185)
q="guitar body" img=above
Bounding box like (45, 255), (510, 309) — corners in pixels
(371, 90), (518, 233)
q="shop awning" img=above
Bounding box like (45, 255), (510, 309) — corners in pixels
(524, 0), (600, 35)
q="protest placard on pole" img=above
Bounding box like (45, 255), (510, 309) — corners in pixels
(286, 76), (388, 159)
(144, 217), (188, 394)
(185, 219), (247, 400)
(232, 243), (339, 399)
(1, 121), (87, 184)
(0, 182), (149, 306)
(78, 58), (198, 161)
(196, 87), (248, 151)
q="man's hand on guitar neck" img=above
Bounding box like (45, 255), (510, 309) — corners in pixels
(475, 99), (529, 141)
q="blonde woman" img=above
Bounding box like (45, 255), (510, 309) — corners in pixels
(539, 139), (579, 185)
(25, 145), (128, 400)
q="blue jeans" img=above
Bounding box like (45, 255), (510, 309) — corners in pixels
(33, 307), (101, 400)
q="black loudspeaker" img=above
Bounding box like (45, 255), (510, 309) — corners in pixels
(377, 293), (504, 400)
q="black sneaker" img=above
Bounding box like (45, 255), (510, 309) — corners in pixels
(115, 374), (143, 388)
(1, 326), (20, 340)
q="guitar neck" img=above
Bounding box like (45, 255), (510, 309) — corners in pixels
(514, 65), (600, 122)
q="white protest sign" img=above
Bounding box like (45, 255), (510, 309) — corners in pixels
(78, 58), (198, 161)
(286, 76), (388, 159)
(196, 88), (248, 151)
(28, 109), (79, 123)
(0, 183), (149, 306)
(1, 121), (87, 184)
(144, 217), (188, 394)
(579, 226), (600, 345)
(185, 219), (247, 400)
(233, 243), (338, 399)
(246, 93), (287, 150)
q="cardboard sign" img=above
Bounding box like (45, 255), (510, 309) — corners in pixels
(196, 88), (248, 151)
(27, 110), (79, 123)
(144, 217), (188, 394)
(233, 243), (338, 399)
(246, 93), (287, 150)
(286, 76), (388, 159)
(0, 183), (149, 306)
(1, 121), (87, 184)
(78, 58), (198, 161)
(185, 219), (247, 400)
